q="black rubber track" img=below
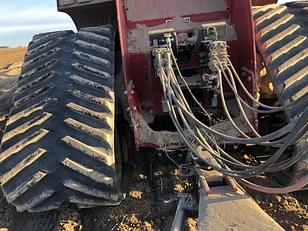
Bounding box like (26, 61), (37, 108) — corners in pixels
(253, 2), (308, 117)
(0, 74), (17, 144)
(253, 2), (308, 182)
(0, 25), (123, 212)
(0, 116), (6, 144)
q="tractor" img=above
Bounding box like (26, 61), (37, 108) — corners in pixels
(0, 0), (307, 225)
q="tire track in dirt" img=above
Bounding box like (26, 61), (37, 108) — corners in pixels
(0, 191), (17, 231)
(0, 196), (82, 231)
(0, 192), (60, 231)
(8, 210), (60, 231)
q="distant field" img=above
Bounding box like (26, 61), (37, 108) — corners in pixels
(0, 47), (26, 70)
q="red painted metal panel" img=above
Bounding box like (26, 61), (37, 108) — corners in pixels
(116, 0), (257, 149)
(230, 0), (257, 117)
(116, 0), (141, 149)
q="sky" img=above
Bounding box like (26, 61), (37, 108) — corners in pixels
(0, 0), (300, 47)
(0, 0), (76, 47)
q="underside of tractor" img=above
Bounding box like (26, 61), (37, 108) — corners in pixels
(0, 0), (307, 229)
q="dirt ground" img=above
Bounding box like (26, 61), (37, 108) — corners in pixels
(248, 181), (308, 231)
(0, 48), (307, 231)
(0, 155), (195, 231)
(0, 47), (26, 70)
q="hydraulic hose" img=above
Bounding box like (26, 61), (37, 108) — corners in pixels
(160, 57), (308, 177)
(239, 176), (308, 194)
(153, 42), (307, 183)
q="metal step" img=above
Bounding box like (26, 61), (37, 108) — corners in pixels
(197, 170), (284, 231)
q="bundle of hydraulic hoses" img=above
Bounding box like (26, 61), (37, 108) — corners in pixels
(153, 41), (307, 193)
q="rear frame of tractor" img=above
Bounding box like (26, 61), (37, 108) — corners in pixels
(58, 0), (263, 151)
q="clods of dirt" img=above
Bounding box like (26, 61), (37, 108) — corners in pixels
(185, 217), (198, 231)
(249, 190), (308, 231)
(79, 159), (196, 231)
(56, 209), (82, 231)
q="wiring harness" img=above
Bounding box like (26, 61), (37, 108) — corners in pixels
(152, 39), (308, 193)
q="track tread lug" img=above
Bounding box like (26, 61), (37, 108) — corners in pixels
(0, 25), (121, 212)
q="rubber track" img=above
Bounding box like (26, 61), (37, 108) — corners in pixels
(253, 3), (308, 181)
(0, 116), (6, 144)
(0, 25), (123, 212)
(253, 2), (308, 117)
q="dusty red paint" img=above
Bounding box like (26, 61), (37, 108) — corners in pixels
(116, 0), (257, 150)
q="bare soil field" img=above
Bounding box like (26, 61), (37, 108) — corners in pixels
(0, 48), (307, 231)
(0, 47), (26, 70)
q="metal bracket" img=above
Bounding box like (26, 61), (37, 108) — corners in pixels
(170, 193), (198, 231)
